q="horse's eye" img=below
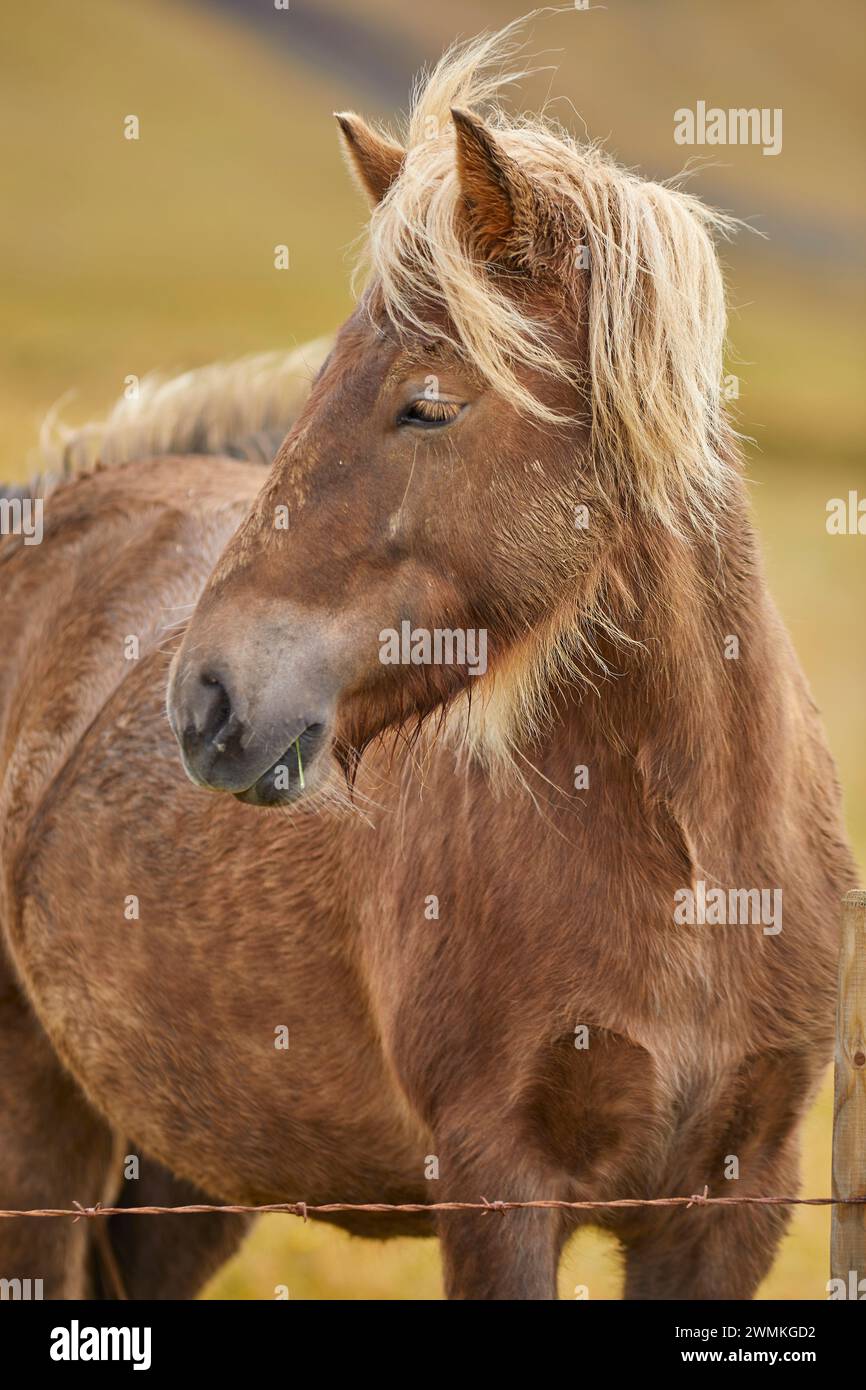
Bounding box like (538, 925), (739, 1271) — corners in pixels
(398, 398), (464, 428)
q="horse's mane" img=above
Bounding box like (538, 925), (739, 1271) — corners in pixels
(35, 337), (332, 484)
(363, 16), (742, 532)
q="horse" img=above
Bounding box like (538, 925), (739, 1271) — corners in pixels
(1, 22), (856, 1300)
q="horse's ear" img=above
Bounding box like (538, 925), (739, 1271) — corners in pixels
(450, 107), (534, 263)
(335, 112), (404, 206)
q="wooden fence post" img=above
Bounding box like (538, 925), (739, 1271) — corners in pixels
(831, 888), (866, 1294)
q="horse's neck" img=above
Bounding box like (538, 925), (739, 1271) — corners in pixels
(544, 501), (797, 854)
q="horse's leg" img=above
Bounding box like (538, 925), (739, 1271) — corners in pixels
(622, 1195), (793, 1300)
(435, 1141), (567, 1300)
(89, 1160), (254, 1300)
(622, 1082), (805, 1300)
(0, 972), (117, 1298)
(439, 1206), (565, 1300)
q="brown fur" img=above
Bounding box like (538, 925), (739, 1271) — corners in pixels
(0, 35), (857, 1300)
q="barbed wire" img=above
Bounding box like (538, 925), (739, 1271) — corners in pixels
(0, 1190), (862, 1222)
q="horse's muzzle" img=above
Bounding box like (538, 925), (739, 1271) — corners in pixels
(167, 661), (331, 805)
(232, 721), (328, 805)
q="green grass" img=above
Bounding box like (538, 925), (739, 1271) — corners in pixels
(5, 0), (863, 1300)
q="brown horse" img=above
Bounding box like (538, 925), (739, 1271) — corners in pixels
(0, 24), (856, 1300)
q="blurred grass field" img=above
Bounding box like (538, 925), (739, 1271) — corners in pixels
(3, 0), (864, 1299)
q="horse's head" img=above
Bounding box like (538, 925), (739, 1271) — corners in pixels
(168, 28), (733, 806)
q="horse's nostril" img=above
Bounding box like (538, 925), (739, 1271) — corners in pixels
(198, 673), (235, 750)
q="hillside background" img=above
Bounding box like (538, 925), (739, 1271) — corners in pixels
(3, 0), (864, 1299)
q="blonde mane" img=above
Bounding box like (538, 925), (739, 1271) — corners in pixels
(38, 337), (332, 479)
(364, 17), (741, 531)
